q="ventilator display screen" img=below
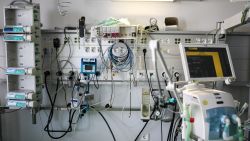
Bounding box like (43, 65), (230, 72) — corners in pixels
(185, 47), (232, 78)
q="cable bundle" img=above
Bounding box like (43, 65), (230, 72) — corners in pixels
(108, 42), (134, 72)
(44, 73), (77, 139)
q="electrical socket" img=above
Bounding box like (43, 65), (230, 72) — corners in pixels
(137, 71), (145, 80)
(148, 70), (155, 80)
(141, 133), (150, 141)
(136, 70), (157, 81)
(136, 70), (166, 81)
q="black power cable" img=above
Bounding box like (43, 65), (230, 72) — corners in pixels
(176, 119), (182, 141)
(97, 111), (116, 141)
(171, 116), (180, 138)
(174, 117), (182, 141)
(134, 107), (156, 141)
(45, 110), (76, 139)
(143, 49), (158, 104)
(167, 104), (177, 141)
(134, 121), (149, 141)
(44, 73), (76, 139)
(161, 121), (163, 141)
(93, 74), (100, 89)
(134, 49), (160, 141)
(44, 71), (52, 105)
(143, 49), (153, 94)
(43, 29), (79, 140)
(163, 72), (180, 141)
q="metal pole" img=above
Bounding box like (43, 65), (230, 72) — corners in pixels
(154, 41), (183, 112)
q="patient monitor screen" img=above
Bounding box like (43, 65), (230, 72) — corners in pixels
(185, 47), (232, 78)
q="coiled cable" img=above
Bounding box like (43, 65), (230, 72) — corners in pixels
(108, 42), (134, 72)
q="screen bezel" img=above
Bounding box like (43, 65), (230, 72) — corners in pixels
(179, 43), (236, 82)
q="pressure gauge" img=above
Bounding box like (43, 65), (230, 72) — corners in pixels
(150, 18), (158, 26)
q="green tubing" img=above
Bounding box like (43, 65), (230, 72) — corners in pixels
(184, 105), (191, 141)
(186, 121), (191, 141)
(223, 124), (230, 137)
(233, 127), (243, 141)
(237, 127), (243, 141)
(232, 115), (243, 141)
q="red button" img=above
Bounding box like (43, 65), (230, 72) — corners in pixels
(190, 117), (195, 123)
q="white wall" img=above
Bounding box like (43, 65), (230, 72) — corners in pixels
(0, 0), (247, 31)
